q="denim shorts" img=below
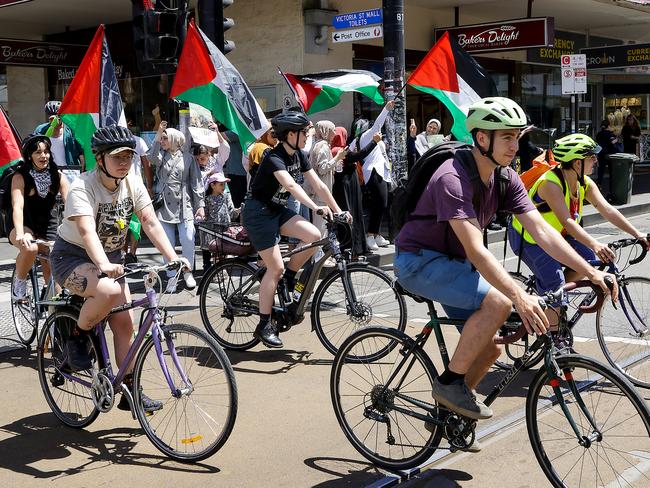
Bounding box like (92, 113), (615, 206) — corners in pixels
(508, 225), (596, 294)
(242, 197), (298, 252)
(51, 238), (123, 287)
(394, 248), (492, 328)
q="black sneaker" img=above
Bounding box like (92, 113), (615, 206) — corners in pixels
(64, 334), (93, 371)
(253, 321), (283, 348)
(124, 252), (138, 264)
(117, 388), (163, 414)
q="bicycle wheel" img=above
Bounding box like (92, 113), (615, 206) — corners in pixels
(331, 327), (443, 471)
(199, 260), (260, 350)
(133, 323), (238, 462)
(495, 272), (545, 371)
(11, 266), (41, 345)
(37, 309), (101, 428)
(526, 354), (650, 488)
(313, 265), (407, 360)
(596, 276), (650, 388)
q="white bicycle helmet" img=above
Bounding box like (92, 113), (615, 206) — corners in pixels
(465, 97), (527, 132)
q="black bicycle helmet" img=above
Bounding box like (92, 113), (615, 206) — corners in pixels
(91, 125), (136, 154)
(271, 111), (310, 141)
(44, 100), (61, 118)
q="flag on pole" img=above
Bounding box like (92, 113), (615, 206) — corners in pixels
(407, 32), (497, 143)
(280, 69), (384, 115)
(171, 20), (269, 152)
(58, 24), (126, 170)
(0, 104), (21, 175)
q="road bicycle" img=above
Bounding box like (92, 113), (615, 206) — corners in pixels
(330, 279), (650, 486)
(11, 239), (60, 345)
(501, 236), (650, 388)
(37, 260), (237, 462)
(197, 214), (407, 360)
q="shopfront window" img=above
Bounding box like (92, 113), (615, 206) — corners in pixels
(520, 63), (571, 148)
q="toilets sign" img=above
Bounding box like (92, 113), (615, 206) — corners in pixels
(333, 9), (382, 30)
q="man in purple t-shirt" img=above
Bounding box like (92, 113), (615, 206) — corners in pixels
(394, 97), (615, 443)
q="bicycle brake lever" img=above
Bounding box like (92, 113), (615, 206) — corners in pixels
(604, 276), (617, 310)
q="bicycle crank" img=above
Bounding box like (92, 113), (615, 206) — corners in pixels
(91, 372), (115, 412)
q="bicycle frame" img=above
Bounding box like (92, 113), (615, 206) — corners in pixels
(370, 296), (600, 444)
(217, 221), (362, 326)
(56, 284), (191, 399)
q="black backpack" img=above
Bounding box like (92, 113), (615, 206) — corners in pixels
(0, 160), (25, 237)
(390, 141), (510, 239)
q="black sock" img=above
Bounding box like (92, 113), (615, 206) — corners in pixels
(438, 368), (465, 385)
(284, 269), (298, 293)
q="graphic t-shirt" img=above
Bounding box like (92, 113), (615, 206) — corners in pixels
(250, 143), (311, 209)
(58, 171), (152, 252)
(395, 156), (535, 259)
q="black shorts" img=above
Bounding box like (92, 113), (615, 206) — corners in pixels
(241, 197), (297, 251)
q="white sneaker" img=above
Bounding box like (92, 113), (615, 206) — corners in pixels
(366, 236), (379, 251)
(323, 257), (337, 268)
(12, 278), (27, 301)
(183, 271), (196, 290)
(165, 277), (178, 294)
(375, 235), (390, 247)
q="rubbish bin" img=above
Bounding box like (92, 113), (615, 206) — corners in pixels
(608, 153), (639, 205)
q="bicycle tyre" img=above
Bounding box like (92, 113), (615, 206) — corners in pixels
(313, 265), (407, 360)
(199, 260), (260, 351)
(37, 309), (101, 428)
(494, 272), (545, 371)
(596, 275), (650, 388)
(11, 266), (40, 345)
(132, 323), (238, 462)
(526, 354), (650, 488)
(331, 327), (443, 471)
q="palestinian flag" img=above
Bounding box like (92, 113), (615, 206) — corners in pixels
(0, 104), (22, 175)
(281, 69), (384, 115)
(171, 20), (269, 153)
(407, 32), (496, 143)
(57, 24), (126, 170)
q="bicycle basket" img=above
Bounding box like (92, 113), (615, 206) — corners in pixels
(198, 222), (254, 257)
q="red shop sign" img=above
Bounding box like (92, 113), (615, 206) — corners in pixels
(435, 17), (554, 53)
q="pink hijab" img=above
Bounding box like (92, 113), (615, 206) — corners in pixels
(331, 127), (347, 156)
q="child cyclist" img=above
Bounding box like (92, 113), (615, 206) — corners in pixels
(50, 125), (188, 413)
(242, 111), (351, 349)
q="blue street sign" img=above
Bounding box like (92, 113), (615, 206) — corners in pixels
(333, 8), (383, 30)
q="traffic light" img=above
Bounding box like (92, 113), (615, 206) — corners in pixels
(216, 0), (235, 54)
(132, 1), (188, 65)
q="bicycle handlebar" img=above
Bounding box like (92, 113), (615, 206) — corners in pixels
(98, 260), (183, 280)
(608, 234), (649, 265)
(316, 209), (352, 225)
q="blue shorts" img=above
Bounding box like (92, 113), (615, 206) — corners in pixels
(508, 225), (596, 294)
(242, 197), (297, 251)
(394, 248), (492, 328)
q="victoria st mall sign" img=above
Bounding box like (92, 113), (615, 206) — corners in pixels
(0, 38), (86, 67)
(435, 17), (555, 53)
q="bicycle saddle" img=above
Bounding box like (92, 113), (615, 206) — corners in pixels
(394, 280), (429, 304)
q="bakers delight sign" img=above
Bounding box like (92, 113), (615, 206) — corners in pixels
(435, 17), (554, 53)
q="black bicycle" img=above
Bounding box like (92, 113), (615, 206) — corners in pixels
(331, 280), (650, 486)
(197, 214), (407, 360)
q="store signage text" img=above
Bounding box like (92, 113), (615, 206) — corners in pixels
(56, 64), (124, 81)
(528, 30), (619, 65)
(435, 17), (554, 53)
(0, 38), (86, 67)
(581, 42), (650, 69)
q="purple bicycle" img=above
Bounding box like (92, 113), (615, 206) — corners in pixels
(36, 260), (237, 462)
